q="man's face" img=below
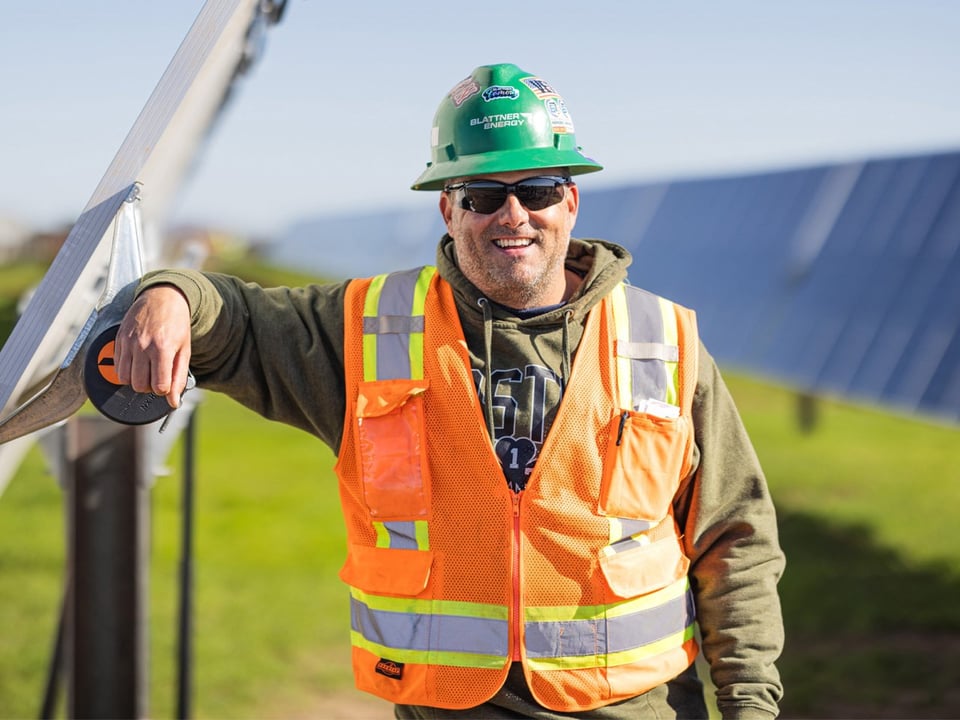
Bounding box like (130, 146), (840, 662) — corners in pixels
(440, 168), (580, 310)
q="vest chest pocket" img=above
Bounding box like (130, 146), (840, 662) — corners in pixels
(356, 379), (431, 520)
(598, 409), (693, 521)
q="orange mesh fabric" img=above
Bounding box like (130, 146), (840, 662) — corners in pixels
(675, 302), (698, 416)
(338, 274), (513, 708)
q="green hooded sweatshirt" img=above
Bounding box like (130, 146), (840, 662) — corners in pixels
(140, 235), (784, 720)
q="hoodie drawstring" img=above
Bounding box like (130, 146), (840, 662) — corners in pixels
(478, 297), (496, 444)
(561, 309), (573, 394)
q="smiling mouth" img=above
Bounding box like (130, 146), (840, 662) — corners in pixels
(494, 238), (533, 249)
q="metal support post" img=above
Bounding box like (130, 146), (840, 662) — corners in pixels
(176, 408), (197, 720)
(65, 416), (150, 719)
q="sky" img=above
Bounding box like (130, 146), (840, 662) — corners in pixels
(1, 1), (959, 239)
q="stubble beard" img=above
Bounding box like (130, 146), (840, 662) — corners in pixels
(460, 233), (568, 310)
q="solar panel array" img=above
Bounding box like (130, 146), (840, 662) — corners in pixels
(577, 151), (960, 423)
(271, 150), (960, 424)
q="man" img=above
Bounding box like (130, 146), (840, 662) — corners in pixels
(116, 63), (785, 719)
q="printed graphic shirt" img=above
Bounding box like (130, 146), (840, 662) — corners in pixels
(476, 301), (567, 491)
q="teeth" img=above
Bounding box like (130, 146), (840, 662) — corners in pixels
(495, 238), (532, 248)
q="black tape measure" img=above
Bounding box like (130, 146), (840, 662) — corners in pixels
(83, 324), (175, 425)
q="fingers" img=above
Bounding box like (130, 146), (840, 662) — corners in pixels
(114, 285), (192, 407)
(167, 346), (193, 409)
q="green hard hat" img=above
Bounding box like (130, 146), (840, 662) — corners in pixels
(411, 63), (603, 191)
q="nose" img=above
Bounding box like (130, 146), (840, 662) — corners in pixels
(497, 193), (529, 227)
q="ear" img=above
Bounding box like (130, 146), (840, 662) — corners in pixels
(439, 192), (455, 231)
(565, 182), (580, 228)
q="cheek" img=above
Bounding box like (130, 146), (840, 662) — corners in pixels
(446, 210), (490, 242)
(446, 212), (462, 237)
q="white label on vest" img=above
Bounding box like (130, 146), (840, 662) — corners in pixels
(636, 398), (680, 419)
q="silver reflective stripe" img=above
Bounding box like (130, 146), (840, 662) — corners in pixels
(350, 598), (509, 656)
(608, 535), (648, 555)
(622, 286), (668, 407)
(382, 521), (418, 550)
(616, 517), (654, 537)
(372, 267), (425, 380)
(525, 590), (695, 659)
(362, 315), (425, 335)
(617, 341), (678, 363)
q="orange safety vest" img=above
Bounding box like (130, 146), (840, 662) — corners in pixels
(336, 266), (700, 712)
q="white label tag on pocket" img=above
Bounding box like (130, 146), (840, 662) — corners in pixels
(635, 398), (680, 419)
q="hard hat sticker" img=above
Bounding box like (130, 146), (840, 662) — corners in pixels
(97, 340), (122, 385)
(449, 77), (480, 107)
(482, 86), (519, 102)
(520, 77), (559, 98)
(544, 97), (575, 134)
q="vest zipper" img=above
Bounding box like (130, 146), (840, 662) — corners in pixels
(512, 490), (522, 662)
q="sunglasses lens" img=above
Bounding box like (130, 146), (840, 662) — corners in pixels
(515, 180), (564, 211)
(462, 184), (509, 214)
(459, 178), (567, 214)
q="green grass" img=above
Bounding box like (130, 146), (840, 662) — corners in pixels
(724, 374), (960, 718)
(150, 398), (350, 718)
(1, 258), (959, 718)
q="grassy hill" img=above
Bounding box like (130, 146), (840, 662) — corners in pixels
(0, 258), (958, 718)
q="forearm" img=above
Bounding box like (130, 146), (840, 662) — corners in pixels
(137, 269), (350, 449)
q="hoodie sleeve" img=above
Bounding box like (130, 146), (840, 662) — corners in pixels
(675, 341), (786, 719)
(137, 269), (350, 451)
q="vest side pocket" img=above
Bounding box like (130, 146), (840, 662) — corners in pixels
(340, 543), (434, 596)
(356, 379), (431, 520)
(598, 532), (690, 599)
(598, 409), (691, 521)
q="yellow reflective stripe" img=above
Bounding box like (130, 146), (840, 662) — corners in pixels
(408, 267), (435, 381)
(658, 296), (679, 406)
(364, 273), (387, 317)
(606, 622), (696, 666)
(350, 630), (506, 669)
(525, 623), (696, 671)
(608, 517), (623, 545)
(362, 273), (388, 382)
(415, 520), (430, 551)
(610, 283), (633, 409)
(350, 587), (509, 621)
(373, 521), (390, 548)
(524, 576), (690, 623)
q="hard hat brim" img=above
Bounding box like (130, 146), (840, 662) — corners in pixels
(411, 147), (603, 191)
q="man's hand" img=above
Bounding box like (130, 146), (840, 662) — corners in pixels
(114, 285), (192, 408)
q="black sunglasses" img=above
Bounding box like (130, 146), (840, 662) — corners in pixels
(444, 176), (572, 214)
